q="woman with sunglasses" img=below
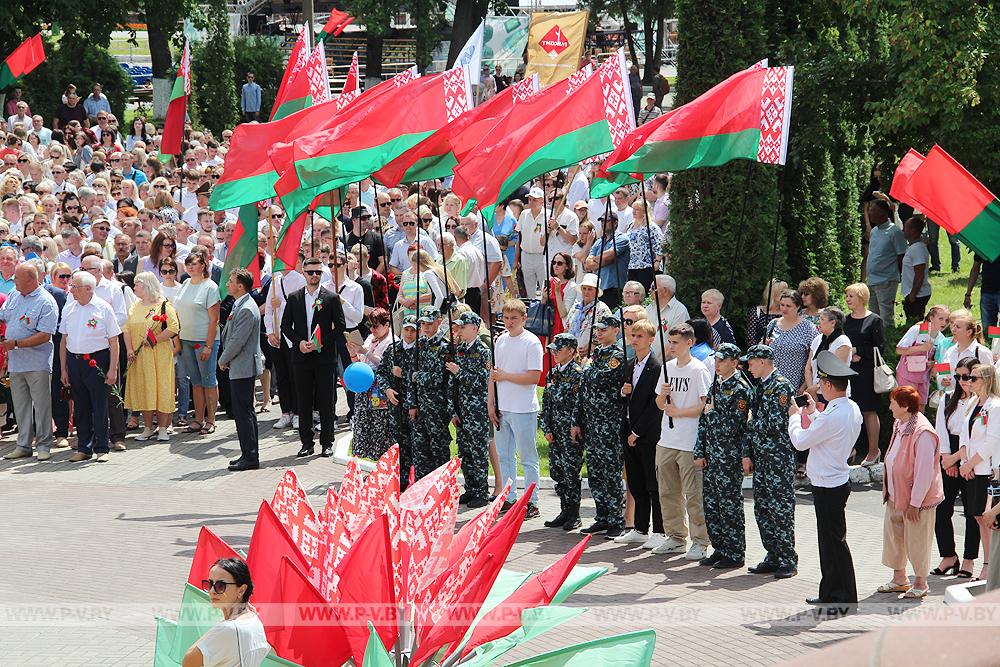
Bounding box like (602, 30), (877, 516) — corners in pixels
(145, 233), (181, 281)
(185, 558), (271, 667)
(941, 314), (993, 394)
(61, 194), (82, 224)
(536, 251), (578, 384)
(174, 250), (220, 435)
(956, 363), (1000, 581)
(934, 356), (981, 578)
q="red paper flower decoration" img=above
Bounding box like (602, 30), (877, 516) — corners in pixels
(88, 359), (97, 368)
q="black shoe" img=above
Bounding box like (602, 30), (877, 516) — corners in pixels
(774, 566), (798, 579)
(581, 520), (610, 535)
(712, 557), (744, 569)
(563, 516), (582, 531)
(228, 459), (259, 471)
(296, 446), (314, 457)
(806, 597), (832, 605)
(699, 552), (723, 567)
(544, 510), (568, 528)
(320, 445), (333, 457)
(459, 492), (472, 505)
(229, 458), (241, 466)
(500, 500), (514, 513)
(467, 496), (489, 509)
(604, 528), (624, 539)
(525, 504), (540, 520)
(748, 561), (779, 574)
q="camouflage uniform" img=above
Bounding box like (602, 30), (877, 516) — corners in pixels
(743, 354), (798, 570)
(405, 310), (453, 480)
(449, 313), (491, 501)
(540, 336), (586, 516)
(578, 321), (626, 531)
(694, 353), (752, 563)
(375, 325), (418, 489)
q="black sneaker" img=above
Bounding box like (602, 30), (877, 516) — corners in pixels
(525, 504), (540, 520)
(466, 496), (489, 509)
(748, 561), (779, 574)
(500, 500), (515, 513)
(458, 491), (472, 504)
(604, 528), (624, 539)
(774, 565), (798, 579)
(712, 557), (745, 569)
(580, 520), (610, 535)
(698, 552), (722, 567)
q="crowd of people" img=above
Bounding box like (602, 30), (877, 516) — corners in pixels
(2, 78), (1000, 607)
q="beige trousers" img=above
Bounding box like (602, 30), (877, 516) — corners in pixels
(655, 447), (709, 546)
(881, 503), (935, 575)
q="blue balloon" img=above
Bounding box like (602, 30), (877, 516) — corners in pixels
(343, 362), (375, 393)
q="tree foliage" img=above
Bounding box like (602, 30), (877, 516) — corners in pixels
(190, 0), (238, 136)
(0, 1), (128, 55)
(233, 36), (285, 121)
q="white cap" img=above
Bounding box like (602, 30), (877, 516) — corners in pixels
(527, 187), (544, 199)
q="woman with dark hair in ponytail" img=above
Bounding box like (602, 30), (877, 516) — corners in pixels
(183, 558), (271, 667)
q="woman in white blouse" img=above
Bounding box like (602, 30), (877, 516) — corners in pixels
(804, 307), (852, 404)
(941, 314), (993, 393)
(956, 363), (1000, 581)
(933, 357), (980, 578)
(183, 558), (271, 667)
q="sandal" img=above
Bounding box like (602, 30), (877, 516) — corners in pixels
(974, 563), (988, 582)
(186, 421), (203, 433)
(877, 581), (910, 593)
(903, 586), (929, 599)
(176, 418), (188, 428)
(200, 423), (216, 435)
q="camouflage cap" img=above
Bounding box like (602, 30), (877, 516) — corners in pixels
(546, 332), (578, 352)
(401, 314), (418, 329)
(740, 343), (774, 362)
(418, 305), (441, 323)
(456, 311), (482, 327)
(715, 342), (742, 360)
(594, 313), (621, 330)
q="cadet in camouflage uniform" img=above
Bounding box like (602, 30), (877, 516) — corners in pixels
(405, 306), (452, 480)
(540, 333), (586, 531)
(446, 311), (491, 508)
(375, 314), (419, 490)
(693, 343), (752, 569)
(578, 314), (627, 538)
(741, 344), (798, 579)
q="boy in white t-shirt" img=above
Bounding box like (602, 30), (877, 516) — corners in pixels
(652, 322), (712, 559)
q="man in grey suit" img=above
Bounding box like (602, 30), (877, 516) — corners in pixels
(219, 268), (263, 471)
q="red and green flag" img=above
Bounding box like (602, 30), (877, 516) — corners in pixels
(270, 26), (310, 121)
(918, 321), (930, 335)
(271, 39), (330, 122)
(934, 362), (952, 377)
(292, 67), (473, 193)
(602, 62), (794, 178)
(317, 9), (354, 43)
(220, 203), (262, 298)
(452, 51), (630, 219)
(311, 324), (323, 351)
(0, 33), (45, 89)
(159, 39), (190, 162)
(988, 326), (1000, 340)
(891, 145), (1000, 262)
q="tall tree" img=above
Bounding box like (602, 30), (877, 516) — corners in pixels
(191, 0), (238, 136)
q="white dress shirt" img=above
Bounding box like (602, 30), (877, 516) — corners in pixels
(547, 209), (580, 256)
(788, 396), (863, 487)
(59, 296), (123, 354)
(304, 285), (320, 332)
(458, 243), (485, 288)
(647, 296), (691, 358)
(335, 276), (365, 330)
(517, 208), (546, 254)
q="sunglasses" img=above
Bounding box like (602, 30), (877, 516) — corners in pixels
(378, 202), (392, 207)
(390, 198), (403, 203)
(56, 273), (72, 280)
(200, 579), (240, 595)
(970, 375), (985, 382)
(956, 374), (973, 382)
(446, 224), (458, 230)
(163, 242), (176, 248)
(154, 185), (167, 190)
(65, 205), (80, 210)
(161, 269), (177, 275)
(551, 260), (565, 266)
(304, 270), (323, 276)
(401, 222), (415, 227)
(17, 159), (29, 164)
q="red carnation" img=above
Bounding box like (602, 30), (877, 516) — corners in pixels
(88, 359), (97, 368)
(194, 343), (202, 350)
(82, 354), (91, 361)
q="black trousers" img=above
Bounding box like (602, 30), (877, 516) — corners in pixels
(464, 287), (481, 316)
(599, 287), (621, 310)
(67, 350), (110, 454)
(812, 483), (858, 603)
(230, 376), (258, 462)
(294, 363), (335, 448)
(271, 338), (298, 415)
(51, 332), (69, 437)
(623, 437), (663, 534)
(106, 335), (127, 441)
(936, 470), (981, 560)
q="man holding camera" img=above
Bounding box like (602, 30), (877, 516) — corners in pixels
(788, 351), (864, 611)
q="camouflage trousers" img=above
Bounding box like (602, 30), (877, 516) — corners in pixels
(584, 420), (624, 529)
(702, 446), (746, 561)
(751, 447), (798, 568)
(549, 428), (584, 507)
(388, 404), (414, 490)
(456, 414), (490, 499)
(411, 401), (452, 480)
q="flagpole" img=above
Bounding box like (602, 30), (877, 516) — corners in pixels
(541, 181), (553, 372)
(585, 200), (610, 358)
(760, 167), (785, 343)
(639, 177), (672, 429)
(726, 161), (755, 313)
(477, 205), (498, 418)
(268, 204), (278, 334)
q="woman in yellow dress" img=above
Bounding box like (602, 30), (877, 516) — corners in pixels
(123, 271), (180, 441)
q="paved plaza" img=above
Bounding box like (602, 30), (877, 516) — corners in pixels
(0, 403), (976, 666)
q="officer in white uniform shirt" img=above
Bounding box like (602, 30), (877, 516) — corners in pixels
(77, 256), (128, 327)
(787, 350), (863, 611)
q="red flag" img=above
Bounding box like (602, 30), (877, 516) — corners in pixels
(246, 501), (311, 607)
(0, 33), (46, 89)
(271, 470), (322, 566)
(457, 537), (591, 658)
(271, 26), (310, 121)
(159, 39), (190, 160)
(186, 526), (241, 588)
(334, 513), (398, 664)
(317, 9), (355, 42)
(342, 51), (360, 96)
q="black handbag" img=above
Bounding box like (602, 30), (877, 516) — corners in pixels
(525, 299), (555, 338)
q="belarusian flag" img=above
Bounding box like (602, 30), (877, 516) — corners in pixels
(209, 67), (417, 211)
(988, 326), (1000, 340)
(271, 39), (330, 122)
(159, 39), (190, 161)
(0, 33), (45, 89)
(934, 362), (952, 378)
(311, 324), (323, 351)
(918, 321), (930, 336)
(292, 67), (473, 193)
(604, 62), (794, 176)
(270, 26), (310, 121)
(452, 51), (631, 217)
(317, 9), (354, 42)
(220, 204), (262, 298)
(342, 51), (360, 97)
(898, 145), (1000, 262)
(374, 74), (540, 187)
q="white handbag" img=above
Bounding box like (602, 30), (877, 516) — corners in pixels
(873, 347), (897, 394)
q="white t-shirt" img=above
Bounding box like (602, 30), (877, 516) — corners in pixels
(495, 329), (543, 413)
(655, 357), (711, 451)
(901, 241), (931, 298)
(197, 615), (272, 667)
(808, 333), (853, 388)
(517, 208), (546, 254)
(547, 209), (580, 256)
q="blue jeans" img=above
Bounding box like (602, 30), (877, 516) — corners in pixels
(495, 411), (540, 504)
(175, 354), (191, 417)
(981, 291), (1000, 330)
(927, 221), (961, 270)
(180, 339), (219, 388)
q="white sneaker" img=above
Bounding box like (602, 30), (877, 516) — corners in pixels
(641, 533), (666, 550)
(274, 414), (293, 429)
(613, 529), (648, 545)
(651, 536), (687, 555)
(292, 415), (300, 429)
(157, 429), (170, 442)
(685, 543), (709, 561)
(134, 428), (157, 441)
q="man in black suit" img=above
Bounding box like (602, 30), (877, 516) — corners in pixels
(281, 257), (345, 457)
(615, 319), (665, 547)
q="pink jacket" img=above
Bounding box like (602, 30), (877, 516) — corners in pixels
(883, 412), (945, 511)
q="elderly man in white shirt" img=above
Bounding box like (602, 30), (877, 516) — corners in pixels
(647, 274), (690, 358)
(455, 225), (486, 315)
(516, 187), (548, 297)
